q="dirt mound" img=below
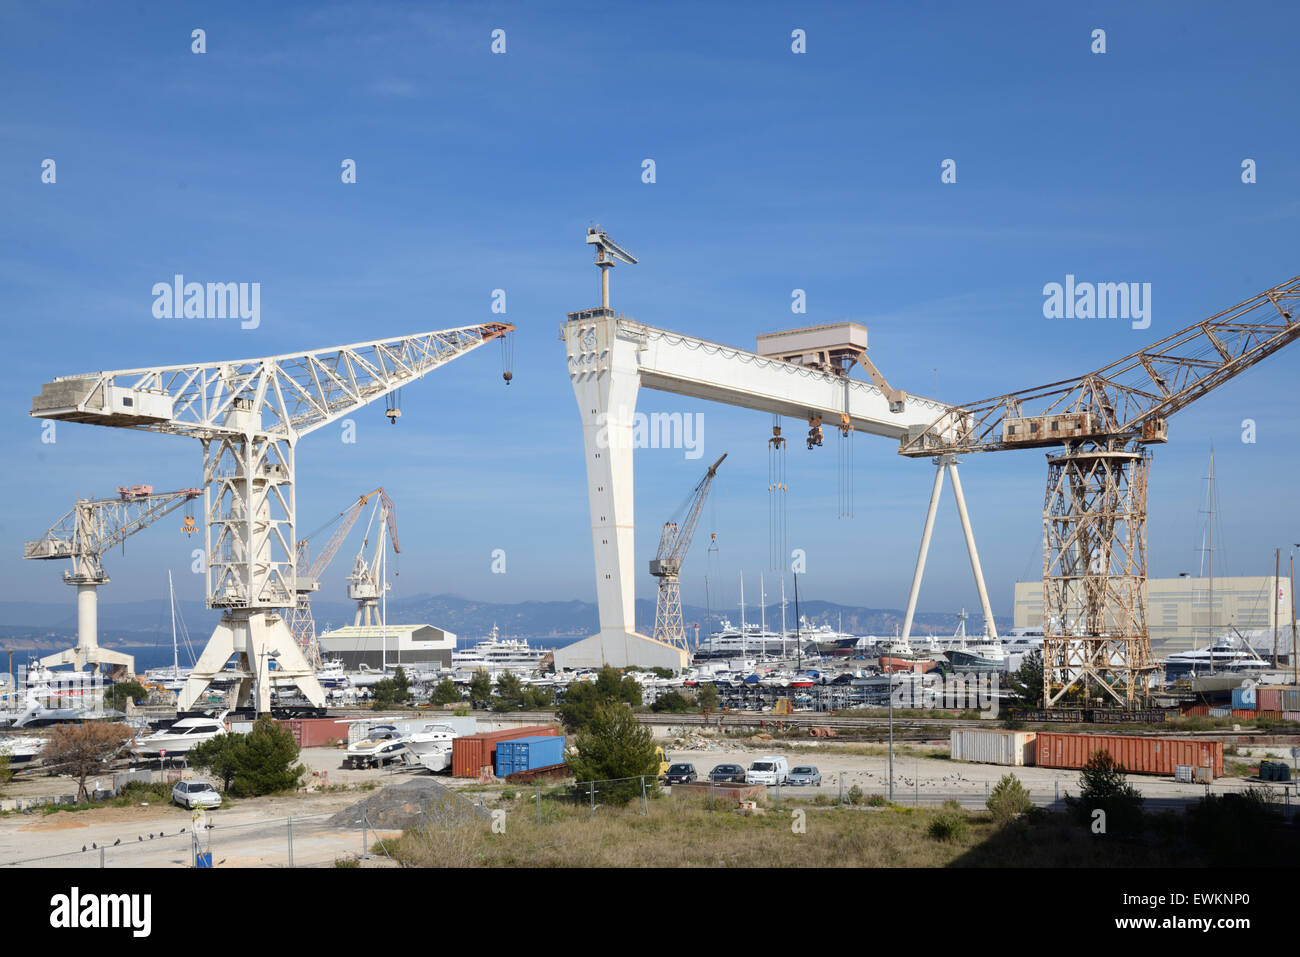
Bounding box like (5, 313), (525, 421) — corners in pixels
(327, 779), (490, 831)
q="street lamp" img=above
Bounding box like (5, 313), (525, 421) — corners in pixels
(258, 648), (281, 714)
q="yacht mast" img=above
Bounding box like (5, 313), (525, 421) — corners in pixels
(169, 570), (178, 676)
(739, 572), (746, 660)
(1208, 448), (1215, 675)
(781, 577), (788, 660)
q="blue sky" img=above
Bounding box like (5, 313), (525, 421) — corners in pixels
(1, 1), (1297, 629)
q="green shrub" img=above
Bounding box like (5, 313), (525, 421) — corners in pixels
(189, 716), (305, 797)
(1066, 750), (1144, 836)
(565, 702), (659, 806)
(865, 793), (887, 807)
(116, 781), (172, 804)
(927, 812), (968, 842)
(847, 785), (864, 805)
(987, 773), (1033, 825)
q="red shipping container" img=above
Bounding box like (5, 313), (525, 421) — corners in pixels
(1257, 687), (1300, 712)
(277, 718), (353, 749)
(1035, 732), (1223, 778)
(1181, 705), (1210, 717)
(452, 725), (562, 777)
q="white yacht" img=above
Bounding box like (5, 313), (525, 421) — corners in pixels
(452, 624), (548, 678)
(1164, 634), (1275, 678)
(132, 713), (229, 758)
(405, 723), (457, 772)
(694, 619), (819, 660)
(1, 665), (115, 728)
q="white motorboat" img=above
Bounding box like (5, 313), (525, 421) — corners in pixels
(131, 714), (228, 758)
(344, 725), (408, 768)
(405, 723), (457, 772)
(0, 735), (49, 764)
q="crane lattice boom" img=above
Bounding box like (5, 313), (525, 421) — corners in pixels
(25, 487), (202, 582)
(31, 323), (513, 441)
(899, 275), (1300, 457)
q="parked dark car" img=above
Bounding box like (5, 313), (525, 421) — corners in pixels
(664, 762), (698, 785)
(708, 763), (747, 784)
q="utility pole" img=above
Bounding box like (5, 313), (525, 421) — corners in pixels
(1275, 548), (1282, 669)
(1292, 546), (1298, 686)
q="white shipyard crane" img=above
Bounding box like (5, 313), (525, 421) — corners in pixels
(289, 487), (392, 667)
(346, 492), (400, 626)
(650, 454), (727, 651)
(24, 485), (202, 673)
(30, 323), (513, 713)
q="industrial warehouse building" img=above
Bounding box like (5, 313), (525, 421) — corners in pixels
(1013, 575), (1293, 656)
(317, 623), (456, 670)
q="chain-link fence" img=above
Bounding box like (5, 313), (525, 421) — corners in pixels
(0, 811), (377, 869)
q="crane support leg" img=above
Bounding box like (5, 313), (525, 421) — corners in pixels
(39, 583), (134, 672)
(1041, 440), (1158, 708)
(900, 457), (997, 642)
(178, 611), (323, 713)
(901, 463), (945, 643)
(556, 313), (687, 672)
(947, 461), (998, 641)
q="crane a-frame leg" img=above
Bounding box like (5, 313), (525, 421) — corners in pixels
(900, 456), (998, 642)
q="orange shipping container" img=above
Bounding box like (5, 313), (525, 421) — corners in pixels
(1035, 732), (1223, 778)
(452, 725), (562, 777)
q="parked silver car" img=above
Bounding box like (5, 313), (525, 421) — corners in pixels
(172, 780), (222, 809)
(787, 765), (822, 786)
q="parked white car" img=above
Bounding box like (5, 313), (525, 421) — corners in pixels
(172, 780), (222, 810)
(746, 755), (789, 786)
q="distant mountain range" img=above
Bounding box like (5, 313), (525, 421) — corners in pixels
(0, 592), (1010, 654)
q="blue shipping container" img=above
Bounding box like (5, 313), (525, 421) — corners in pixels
(495, 735), (566, 776)
(1231, 687), (1257, 710)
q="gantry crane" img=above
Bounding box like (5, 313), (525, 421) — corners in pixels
(586, 226), (637, 310)
(899, 275), (1300, 709)
(346, 493), (400, 626)
(24, 485), (203, 673)
(650, 454), (727, 652)
(30, 323), (513, 712)
(289, 487), (393, 666)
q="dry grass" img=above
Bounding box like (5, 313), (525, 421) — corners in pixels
(384, 797), (993, 868)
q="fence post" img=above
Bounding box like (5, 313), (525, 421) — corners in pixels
(641, 776), (648, 816)
(839, 776), (844, 805)
(1055, 780), (1059, 804)
(589, 781), (595, 819)
(775, 780), (781, 809)
(288, 815), (294, 869)
(537, 785), (542, 825)
(709, 784), (714, 812)
(100, 845), (105, 868)
(985, 781), (990, 803)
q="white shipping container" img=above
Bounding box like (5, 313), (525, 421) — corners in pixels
(949, 729), (1037, 766)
